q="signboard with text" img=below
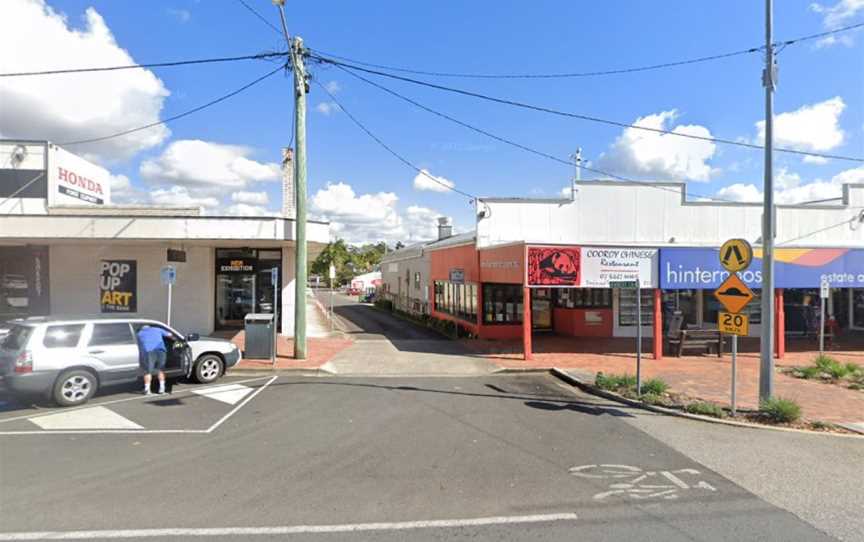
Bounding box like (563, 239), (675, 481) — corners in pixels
(48, 145), (110, 206)
(100, 260), (136, 313)
(718, 311), (749, 336)
(527, 246), (657, 288)
(217, 258), (256, 274)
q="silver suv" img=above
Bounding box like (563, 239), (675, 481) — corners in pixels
(0, 317), (242, 406)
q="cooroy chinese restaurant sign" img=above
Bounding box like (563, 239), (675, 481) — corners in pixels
(661, 247), (864, 289)
(527, 246), (658, 288)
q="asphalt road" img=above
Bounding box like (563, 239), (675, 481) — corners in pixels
(316, 290), (444, 341)
(0, 373), (834, 541)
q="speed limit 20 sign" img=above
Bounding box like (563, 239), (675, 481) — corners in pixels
(718, 311), (749, 336)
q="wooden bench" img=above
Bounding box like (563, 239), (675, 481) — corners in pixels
(666, 313), (724, 357)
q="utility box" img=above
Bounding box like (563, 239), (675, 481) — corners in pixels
(244, 313), (274, 359)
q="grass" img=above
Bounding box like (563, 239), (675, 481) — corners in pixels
(641, 378), (669, 396)
(792, 356), (863, 386)
(759, 397), (802, 424)
(684, 402), (726, 418)
(595, 373), (670, 405)
(595, 373), (637, 392)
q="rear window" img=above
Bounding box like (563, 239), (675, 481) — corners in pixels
(43, 324), (85, 349)
(1, 325), (33, 351)
(89, 323), (135, 346)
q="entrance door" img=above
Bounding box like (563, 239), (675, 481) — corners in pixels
(216, 274), (255, 328)
(531, 288), (553, 330)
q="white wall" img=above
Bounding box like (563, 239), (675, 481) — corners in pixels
(281, 248), (296, 336)
(477, 182), (864, 249)
(49, 244), (215, 335)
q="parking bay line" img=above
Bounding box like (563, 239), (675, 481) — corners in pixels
(0, 512), (579, 540)
(0, 376), (274, 426)
(205, 375), (277, 433)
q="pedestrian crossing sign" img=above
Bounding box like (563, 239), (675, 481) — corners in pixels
(719, 238), (752, 273)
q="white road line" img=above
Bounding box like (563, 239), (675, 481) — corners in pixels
(0, 513), (579, 540)
(0, 376), (272, 425)
(191, 383), (253, 405)
(29, 406), (143, 430)
(206, 375), (277, 433)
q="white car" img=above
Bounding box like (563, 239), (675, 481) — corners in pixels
(0, 316), (242, 406)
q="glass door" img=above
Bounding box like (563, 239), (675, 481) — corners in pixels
(216, 274), (255, 329)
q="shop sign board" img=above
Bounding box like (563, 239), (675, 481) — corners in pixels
(718, 311), (749, 336)
(527, 247), (580, 286)
(449, 268), (465, 284)
(661, 248), (864, 289)
(160, 265), (176, 286)
(167, 249), (187, 263)
(100, 260), (136, 313)
(48, 145), (110, 206)
(821, 278), (830, 299)
(714, 273), (755, 314)
(527, 246), (657, 288)
(217, 258), (256, 273)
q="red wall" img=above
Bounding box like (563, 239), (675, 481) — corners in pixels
(479, 244), (525, 284)
(552, 308), (614, 337)
(430, 244), (480, 282)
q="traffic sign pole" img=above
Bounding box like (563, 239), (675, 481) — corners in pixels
(819, 280), (828, 355)
(731, 335), (737, 416)
(636, 283), (642, 396)
(167, 282), (172, 327)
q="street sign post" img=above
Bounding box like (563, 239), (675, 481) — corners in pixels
(160, 265), (176, 326)
(611, 280), (642, 395)
(329, 264), (336, 328)
(820, 278), (829, 355)
(716, 238), (754, 417)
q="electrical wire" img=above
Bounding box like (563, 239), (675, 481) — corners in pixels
(312, 77), (477, 200)
(331, 63), (740, 204)
(308, 21), (864, 80)
(235, 0), (283, 35)
(0, 52), (286, 78)
(311, 54), (864, 164)
(61, 63), (287, 147)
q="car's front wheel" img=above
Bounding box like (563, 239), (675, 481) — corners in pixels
(53, 369), (98, 407)
(194, 354), (224, 384)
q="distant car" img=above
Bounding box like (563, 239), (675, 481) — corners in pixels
(0, 317), (242, 406)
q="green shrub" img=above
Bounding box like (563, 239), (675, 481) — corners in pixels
(810, 420), (835, 430)
(640, 393), (664, 405)
(641, 378), (669, 396)
(595, 373), (637, 392)
(814, 355), (847, 379)
(795, 366), (822, 379)
(684, 402), (726, 418)
(759, 397), (802, 424)
(843, 362), (862, 375)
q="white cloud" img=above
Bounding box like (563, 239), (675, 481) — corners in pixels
(803, 155), (830, 165)
(108, 173), (143, 203)
(149, 185), (219, 209)
(412, 169), (456, 192)
(596, 110), (717, 181)
(231, 191), (269, 205)
(810, 0), (864, 28)
(714, 165), (864, 204)
(166, 8), (191, 22)
(756, 97), (845, 154)
(311, 181), (448, 244)
(0, 0), (170, 162)
(139, 140), (280, 190)
(224, 203), (273, 216)
(315, 102), (340, 115)
(324, 81), (341, 94)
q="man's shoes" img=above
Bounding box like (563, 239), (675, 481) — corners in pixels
(156, 389), (167, 395)
(143, 389), (152, 396)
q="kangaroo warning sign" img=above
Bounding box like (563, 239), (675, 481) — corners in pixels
(100, 260), (137, 313)
(719, 239), (753, 273)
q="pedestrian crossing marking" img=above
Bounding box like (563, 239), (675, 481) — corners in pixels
(191, 383), (253, 405)
(28, 406), (143, 430)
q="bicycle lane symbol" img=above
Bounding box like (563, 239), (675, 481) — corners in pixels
(569, 464), (718, 501)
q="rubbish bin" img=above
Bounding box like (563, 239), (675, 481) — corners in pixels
(244, 313), (274, 359)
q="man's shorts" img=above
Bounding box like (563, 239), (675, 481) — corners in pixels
(142, 350), (167, 374)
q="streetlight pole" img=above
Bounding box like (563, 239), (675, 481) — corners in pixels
(759, 0), (776, 401)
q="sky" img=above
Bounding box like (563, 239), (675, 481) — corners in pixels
(1, 0), (863, 245)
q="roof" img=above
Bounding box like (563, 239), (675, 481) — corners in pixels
(425, 231), (476, 251)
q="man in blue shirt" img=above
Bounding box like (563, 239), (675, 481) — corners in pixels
(137, 325), (173, 395)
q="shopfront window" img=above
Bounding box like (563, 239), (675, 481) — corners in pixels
(215, 248), (281, 329)
(618, 288), (654, 327)
(482, 283), (523, 325)
(433, 281), (477, 322)
(554, 288), (611, 309)
(853, 289), (864, 328)
(662, 290), (700, 327)
(0, 246), (50, 322)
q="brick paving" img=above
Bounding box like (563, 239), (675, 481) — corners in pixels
(462, 336), (864, 425)
(214, 330), (354, 370)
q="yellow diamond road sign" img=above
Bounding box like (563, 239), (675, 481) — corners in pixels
(714, 273), (755, 314)
(719, 238), (753, 273)
(718, 311), (749, 336)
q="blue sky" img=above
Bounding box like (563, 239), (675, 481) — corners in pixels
(2, 0), (862, 243)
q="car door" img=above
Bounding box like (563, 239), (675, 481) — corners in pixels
(131, 322), (190, 378)
(86, 322), (140, 384)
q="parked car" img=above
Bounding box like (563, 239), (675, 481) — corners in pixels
(0, 316), (242, 406)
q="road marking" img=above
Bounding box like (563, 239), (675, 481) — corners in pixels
(570, 464), (718, 501)
(28, 406), (143, 430)
(0, 513), (579, 540)
(206, 376), (277, 433)
(191, 383), (252, 405)
(0, 376), (272, 425)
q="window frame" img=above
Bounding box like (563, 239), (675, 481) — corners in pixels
(42, 324), (86, 349)
(89, 322), (136, 347)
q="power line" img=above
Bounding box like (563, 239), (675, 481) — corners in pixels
(331, 63), (741, 204)
(311, 77), (477, 200)
(234, 0), (283, 35)
(61, 63), (287, 147)
(309, 21), (864, 80)
(311, 54), (864, 164)
(0, 52), (286, 78)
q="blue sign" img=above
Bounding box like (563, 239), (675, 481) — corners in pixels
(660, 248), (864, 290)
(160, 265), (176, 286)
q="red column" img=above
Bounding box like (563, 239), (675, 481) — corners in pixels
(775, 288), (785, 359)
(653, 288), (663, 360)
(523, 287), (533, 360)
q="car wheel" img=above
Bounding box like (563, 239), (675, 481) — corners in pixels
(194, 355), (224, 384)
(53, 369), (98, 407)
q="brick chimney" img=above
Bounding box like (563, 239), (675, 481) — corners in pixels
(282, 147), (295, 219)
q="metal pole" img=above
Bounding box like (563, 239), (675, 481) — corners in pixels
(819, 295), (826, 355)
(759, 0), (776, 402)
(731, 335), (738, 416)
(167, 282), (172, 327)
(273, 268), (279, 367)
(636, 284), (642, 395)
(330, 278), (334, 330)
